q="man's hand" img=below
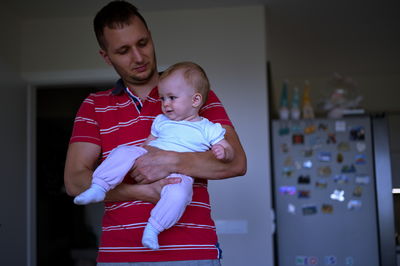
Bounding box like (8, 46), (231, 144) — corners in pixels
(130, 146), (177, 184)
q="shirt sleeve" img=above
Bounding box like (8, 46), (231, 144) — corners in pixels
(69, 94), (101, 146)
(199, 90), (234, 128)
(150, 114), (164, 138)
(204, 121), (227, 146)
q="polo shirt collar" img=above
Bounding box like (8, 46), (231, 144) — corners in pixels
(111, 79), (126, 95)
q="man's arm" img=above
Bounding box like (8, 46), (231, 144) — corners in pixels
(131, 125), (246, 183)
(64, 142), (180, 204)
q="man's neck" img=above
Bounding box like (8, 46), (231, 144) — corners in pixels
(124, 75), (159, 100)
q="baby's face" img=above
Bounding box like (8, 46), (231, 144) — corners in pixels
(158, 71), (198, 121)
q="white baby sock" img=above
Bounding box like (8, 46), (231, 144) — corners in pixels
(73, 184), (107, 205)
(142, 223), (161, 250)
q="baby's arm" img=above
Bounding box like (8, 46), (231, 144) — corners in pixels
(211, 139), (234, 162)
(141, 134), (157, 147)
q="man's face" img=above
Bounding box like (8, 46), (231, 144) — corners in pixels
(99, 16), (157, 86)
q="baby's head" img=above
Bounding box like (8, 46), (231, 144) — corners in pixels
(159, 61), (210, 106)
(158, 62), (210, 121)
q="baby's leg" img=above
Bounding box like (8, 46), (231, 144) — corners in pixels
(74, 146), (147, 205)
(142, 174), (193, 250)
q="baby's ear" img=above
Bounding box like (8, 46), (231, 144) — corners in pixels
(192, 93), (203, 108)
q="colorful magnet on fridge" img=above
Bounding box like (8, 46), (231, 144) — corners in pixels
(315, 179), (328, 189)
(282, 167), (294, 177)
(347, 200), (362, 210)
(337, 153), (344, 163)
(355, 154), (366, 165)
(350, 126), (365, 141)
(334, 174), (349, 184)
(302, 205), (317, 215)
(318, 123), (328, 131)
(281, 143), (289, 153)
(303, 160), (313, 169)
(341, 164), (356, 173)
(284, 156), (294, 166)
(324, 256), (337, 265)
(355, 174), (370, 185)
(335, 120), (346, 132)
(356, 142), (366, 152)
(279, 127), (290, 136)
(337, 141), (351, 152)
(288, 203), (296, 214)
(321, 204), (333, 214)
(303, 148), (313, 157)
(279, 186), (296, 195)
(304, 125), (316, 134)
(353, 186), (363, 197)
(298, 175), (311, 184)
(318, 166), (332, 177)
(292, 134), (304, 145)
(345, 256), (354, 266)
(326, 133), (337, 144)
(330, 189), (345, 202)
(298, 190), (310, 198)
(318, 151), (332, 162)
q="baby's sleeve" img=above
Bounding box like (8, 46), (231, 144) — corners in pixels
(204, 121), (226, 146)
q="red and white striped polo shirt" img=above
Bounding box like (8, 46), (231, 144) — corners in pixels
(70, 80), (233, 263)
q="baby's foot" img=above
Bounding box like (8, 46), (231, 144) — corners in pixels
(74, 184), (106, 205)
(142, 223), (160, 250)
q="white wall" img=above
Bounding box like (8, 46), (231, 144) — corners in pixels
(266, 0), (400, 116)
(0, 3), (28, 265)
(21, 6), (273, 266)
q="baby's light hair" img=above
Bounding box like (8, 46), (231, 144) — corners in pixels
(160, 62), (210, 104)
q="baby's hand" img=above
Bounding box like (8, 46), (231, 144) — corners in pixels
(212, 144), (226, 160)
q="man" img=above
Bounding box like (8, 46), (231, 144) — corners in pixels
(64, 1), (246, 265)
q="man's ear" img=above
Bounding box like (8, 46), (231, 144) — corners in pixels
(99, 49), (112, 66)
(192, 93), (203, 108)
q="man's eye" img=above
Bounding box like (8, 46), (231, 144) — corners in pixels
(117, 49), (128, 55)
(138, 40), (148, 47)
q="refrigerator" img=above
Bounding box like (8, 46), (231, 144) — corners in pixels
(271, 115), (397, 266)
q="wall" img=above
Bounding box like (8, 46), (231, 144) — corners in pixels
(0, 3), (28, 266)
(21, 6), (273, 266)
(266, 0), (400, 117)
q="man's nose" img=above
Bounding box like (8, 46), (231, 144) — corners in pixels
(131, 48), (144, 63)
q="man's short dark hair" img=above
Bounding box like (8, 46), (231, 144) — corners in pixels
(94, 0), (148, 49)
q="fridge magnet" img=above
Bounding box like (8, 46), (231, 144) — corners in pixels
(347, 200), (362, 210)
(303, 160), (313, 169)
(282, 167), (294, 177)
(302, 205), (317, 215)
(295, 256), (308, 265)
(324, 256), (337, 265)
(350, 126), (365, 141)
(337, 153), (344, 163)
(307, 256), (319, 265)
(335, 120), (346, 132)
(333, 174), (349, 185)
(354, 154), (366, 165)
(315, 179), (328, 189)
(281, 143), (289, 153)
(292, 134), (304, 145)
(318, 123), (328, 131)
(353, 186), (363, 197)
(284, 156), (294, 167)
(326, 133), (337, 144)
(291, 123), (302, 133)
(355, 175), (370, 185)
(321, 204), (333, 214)
(298, 175), (311, 184)
(318, 166), (332, 177)
(304, 124), (316, 135)
(330, 189), (345, 202)
(303, 148), (314, 157)
(298, 190), (311, 198)
(318, 151), (332, 162)
(278, 126), (290, 136)
(356, 142), (366, 152)
(345, 256), (355, 265)
(294, 160), (302, 170)
(279, 186), (296, 195)
(341, 164), (356, 173)
(288, 203), (296, 214)
(337, 141), (350, 152)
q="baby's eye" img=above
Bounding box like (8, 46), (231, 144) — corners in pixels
(169, 96), (177, 100)
(159, 97), (165, 101)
